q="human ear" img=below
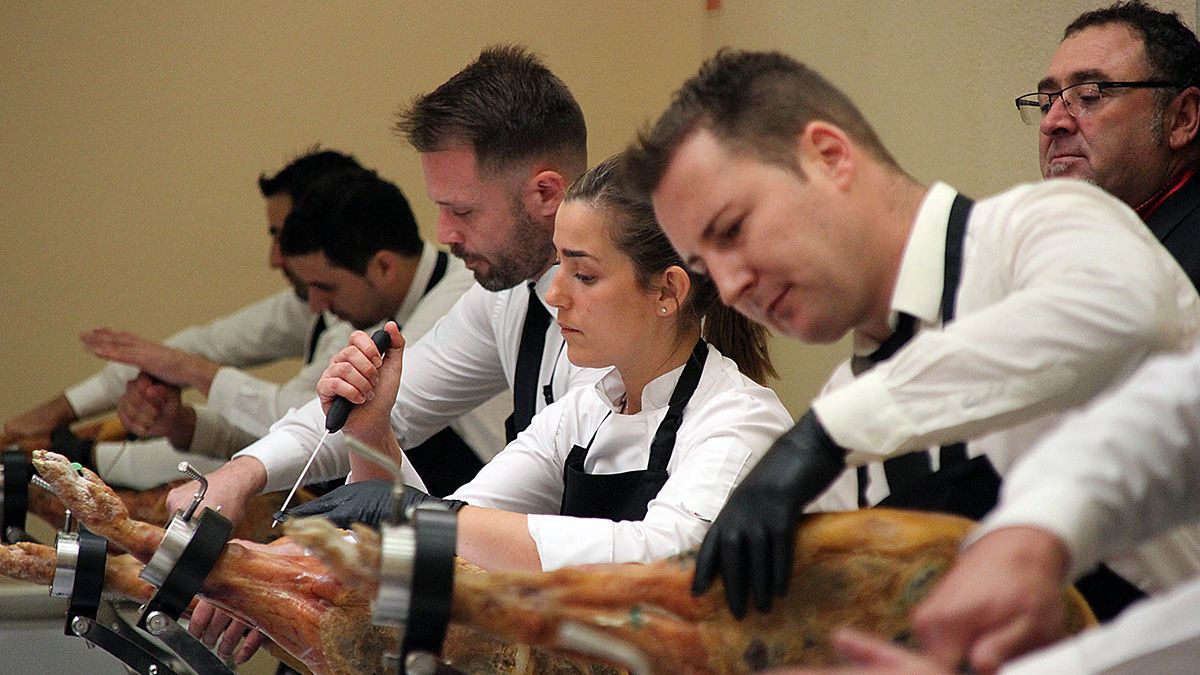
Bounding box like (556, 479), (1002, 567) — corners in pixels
(523, 169), (567, 219)
(799, 121), (853, 188)
(656, 265), (692, 315)
(1167, 86), (1200, 151)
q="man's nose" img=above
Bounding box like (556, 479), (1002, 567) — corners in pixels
(436, 213), (463, 246)
(709, 258), (755, 308)
(1040, 95), (1078, 134)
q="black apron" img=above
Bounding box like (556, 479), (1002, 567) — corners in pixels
(852, 194), (1001, 520)
(856, 194), (1144, 619)
(559, 340), (708, 521)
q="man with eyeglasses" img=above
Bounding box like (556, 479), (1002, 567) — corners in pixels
(1016, 0), (1200, 288)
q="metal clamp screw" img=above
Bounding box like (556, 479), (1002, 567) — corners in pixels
(177, 462), (207, 521)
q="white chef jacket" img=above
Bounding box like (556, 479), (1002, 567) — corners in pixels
(966, 347), (1200, 673)
(237, 266), (604, 493)
(449, 343), (794, 570)
(74, 284), (349, 488)
(808, 180), (1200, 594)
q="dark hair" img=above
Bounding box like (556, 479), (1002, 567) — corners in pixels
(567, 156), (775, 384)
(258, 147), (364, 199)
(279, 169), (422, 275)
(395, 45), (587, 179)
(1066, 1), (1200, 105)
(624, 49), (899, 197)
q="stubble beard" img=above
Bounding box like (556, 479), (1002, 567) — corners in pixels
(467, 207), (555, 292)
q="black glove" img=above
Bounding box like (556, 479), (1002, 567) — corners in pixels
(274, 480), (464, 529)
(692, 410), (846, 618)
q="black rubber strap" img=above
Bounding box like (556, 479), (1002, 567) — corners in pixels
(139, 509), (233, 623)
(64, 527), (108, 633)
(402, 507), (457, 658)
(2, 449), (30, 542)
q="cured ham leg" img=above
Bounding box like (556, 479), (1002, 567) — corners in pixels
(31, 449), (394, 674)
(290, 510), (1094, 674)
(0, 541), (154, 602)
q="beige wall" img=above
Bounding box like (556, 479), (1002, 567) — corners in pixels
(1, 0), (1194, 427)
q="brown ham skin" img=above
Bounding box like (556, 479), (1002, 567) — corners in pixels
(32, 449), (395, 675)
(446, 509), (1094, 674)
(32, 449), (1094, 675)
(0, 541), (156, 602)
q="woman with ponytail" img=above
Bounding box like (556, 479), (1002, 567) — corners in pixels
(298, 155), (793, 572)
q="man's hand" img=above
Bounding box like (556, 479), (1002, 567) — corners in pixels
(165, 456), (268, 525)
(910, 526), (1071, 673)
(316, 322), (406, 481)
(187, 600), (265, 665)
(766, 628), (956, 675)
(80, 327), (221, 395)
(2, 394), (77, 444)
(692, 410), (846, 618)
(117, 374), (195, 447)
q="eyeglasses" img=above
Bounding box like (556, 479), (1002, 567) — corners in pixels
(1014, 80), (1181, 125)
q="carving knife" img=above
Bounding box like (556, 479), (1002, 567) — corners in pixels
(272, 328), (391, 527)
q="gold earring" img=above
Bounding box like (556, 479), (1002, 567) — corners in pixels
(660, 306), (668, 314)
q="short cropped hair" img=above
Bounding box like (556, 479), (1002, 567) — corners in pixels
(395, 45), (587, 178)
(623, 49), (899, 196)
(279, 169), (422, 275)
(1066, 1), (1200, 105)
(257, 147), (363, 199)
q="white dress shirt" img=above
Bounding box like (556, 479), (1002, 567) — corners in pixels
(237, 266), (604, 493)
(985, 348), (1200, 672)
(1002, 576), (1200, 674)
(449, 343), (794, 570)
(95, 243), (511, 488)
(809, 180), (1200, 594)
(66, 288), (343, 421)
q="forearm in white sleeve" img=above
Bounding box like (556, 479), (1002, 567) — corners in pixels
(233, 398), (351, 493)
(815, 186), (1186, 465)
(188, 406), (260, 460)
(1001, 575), (1200, 675)
(64, 362), (140, 419)
(974, 348), (1200, 580)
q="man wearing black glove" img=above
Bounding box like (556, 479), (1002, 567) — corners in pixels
(623, 49), (1200, 623)
(274, 479), (464, 529)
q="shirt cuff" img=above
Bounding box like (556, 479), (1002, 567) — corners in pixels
(189, 406), (257, 460)
(811, 370), (912, 463)
(527, 514), (614, 570)
(65, 367), (135, 419)
(970, 486), (1100, 581)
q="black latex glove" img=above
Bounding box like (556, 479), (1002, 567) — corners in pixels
(692, 410), (846, 618)
(274, 480), (464, 529)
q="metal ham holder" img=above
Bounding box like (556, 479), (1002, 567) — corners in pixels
(130, 461), (236, 675)
(343, 437), (653, 675)
(33, 468), (182, 674)
(1, 447), (33, 543)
